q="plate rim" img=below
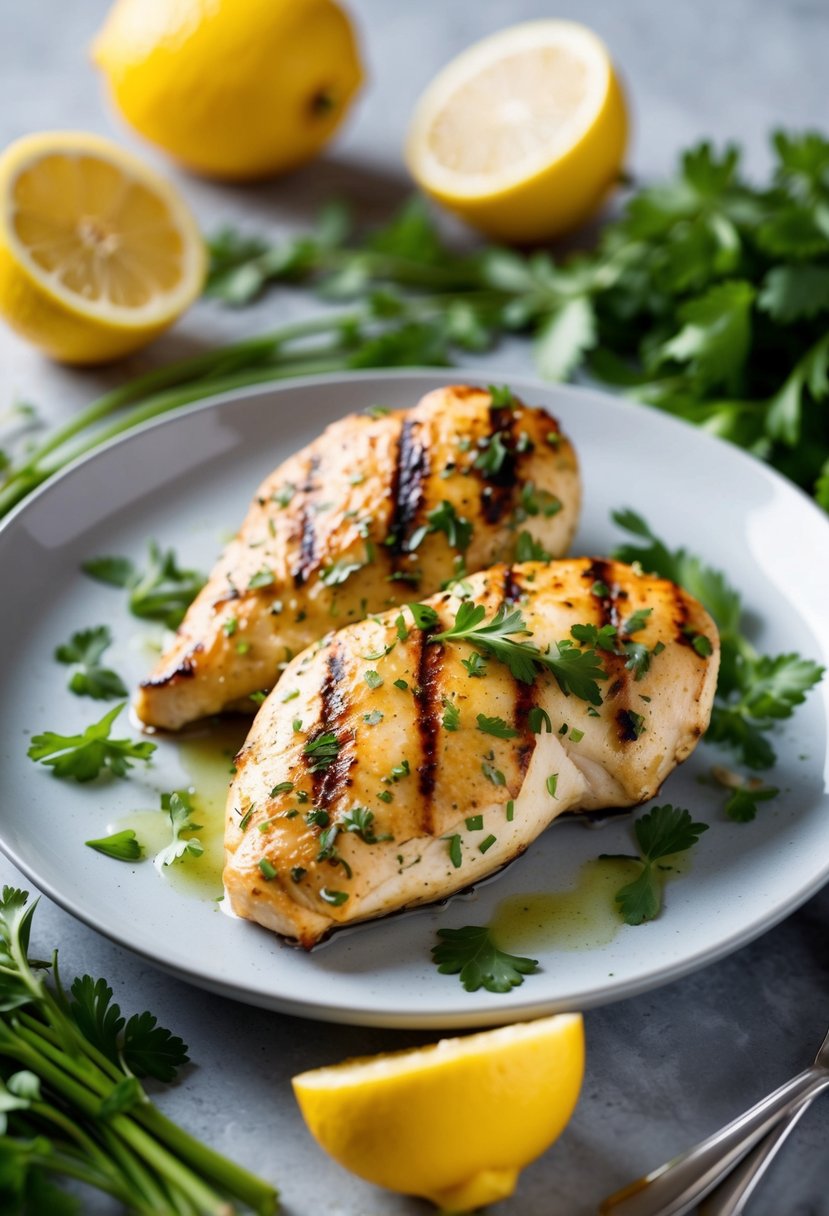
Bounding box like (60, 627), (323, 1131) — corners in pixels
(1, 367), (828, 1028)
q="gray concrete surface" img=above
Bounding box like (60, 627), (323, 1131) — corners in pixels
(0, 2), (827, 1213)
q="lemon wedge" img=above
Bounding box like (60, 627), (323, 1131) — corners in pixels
(407, 20), (628, 243)
(0, 131), (205, 364)
(293, 1012), (584, 1210)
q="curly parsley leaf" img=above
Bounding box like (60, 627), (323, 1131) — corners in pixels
(612, 805), (709, 926)
(27, 704), (156, 782)
(54, 626), (128, 700)
(431, 925), (539, 993)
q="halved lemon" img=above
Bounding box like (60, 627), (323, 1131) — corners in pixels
(0, 132), (205, 364)
(407, 21), (628, 244)
(292, 1012), (584, 1210)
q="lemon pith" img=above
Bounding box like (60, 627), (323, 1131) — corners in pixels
(92, 0), (363, 181)
(407, 20), (628, 243)
(292, 1013), (585, 1209)
(0, 131), (205, 364)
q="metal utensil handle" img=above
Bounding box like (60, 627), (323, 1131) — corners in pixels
(697, 1094), (814, 1216)
(598, 1067), (829, 1216)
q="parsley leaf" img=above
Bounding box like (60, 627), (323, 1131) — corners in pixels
(303, 731), (340, 772)
(421, 500), (473, 552)
(515, 530), (552, 562)
(339, 807), (392, 844)
(55, 626), (128, 700)
(724, 783), (779, 823)
(27, 704), (156, 782)
(85, 830), (143, 862)
(83, 542), (205, 630)
(442, 698), (460, 731)
(68, 975), (189, 1082)
(432, 926), (539, 993)
(612, 805), (709, 925)
(476, 714), (519, 739)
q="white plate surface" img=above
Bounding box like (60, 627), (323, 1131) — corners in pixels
(0, 370), (827, 1028)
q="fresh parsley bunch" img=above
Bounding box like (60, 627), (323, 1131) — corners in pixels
(0, 886), (277, 1214)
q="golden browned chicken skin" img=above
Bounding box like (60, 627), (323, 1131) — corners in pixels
(135, 385), (581, 730)
(224, 557), (720, 947)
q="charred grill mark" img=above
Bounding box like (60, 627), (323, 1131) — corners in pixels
(513, 678), (537, 776)
(306, 643), (353, 809)
(671, 585), (692, 643)
(140, 644), (203, 688)
(387, 418), (429, 558)
(502, 564), (524, 603)
(617, 708), (642, 743)
(583, 559), (631, 725)
(413, 631), (443, 831)
(291, 455), (321, 586)
(477, 405), (519, 524)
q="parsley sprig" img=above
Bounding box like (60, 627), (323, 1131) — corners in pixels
(0, 886), (277, 1212)
(155, 790), (204, 868)
(613, 509), (824, 769)
(83, 542), (205, 630)
(431, 925), (539, 993)
(27, 704), (156, 782)
(608, 805), (709, 925)
(413, 601), (607, 704)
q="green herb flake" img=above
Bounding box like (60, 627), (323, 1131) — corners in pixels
(479, 834), (497, 854)
(465, 815), (483, 831)
(444, 834), (463, 868)
(319, 887), (349, 906)
(432, 925), (538, 993)
(258, 858), (277, 880)
(546, 773), (559, 798)
(85, 830), (143, 863)
(364, 669), (383, 689)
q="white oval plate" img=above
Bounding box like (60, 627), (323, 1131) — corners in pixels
(0, 371), (827, 1028)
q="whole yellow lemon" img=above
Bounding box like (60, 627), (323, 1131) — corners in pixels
(92, 0), (363, 181)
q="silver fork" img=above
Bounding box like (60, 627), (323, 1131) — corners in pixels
(598, 1025), (829, 1216)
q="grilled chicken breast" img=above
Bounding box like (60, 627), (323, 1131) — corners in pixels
(136, 385), (581, 730)
(224, 557), (720, 947)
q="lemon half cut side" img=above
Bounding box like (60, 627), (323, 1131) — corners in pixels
(407, 20), (628, 243)
(0, 131), (205, 364)
(292, 1012), (585, 1210)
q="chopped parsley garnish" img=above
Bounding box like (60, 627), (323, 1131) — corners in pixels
(609, 804), (709, 925)
(393, 677), (409, 691)
(27, 704), (156, 782)
(444, 834), (463, 868)
(236, 639), (251, 655)
(395, 614), (409, 641)
(83, 542), (205, 630)
(570, 727), (585, 743)
(474, 431), (509, 476)
(270, 781), (294, 795)
(591, 580), (610, 597)
(488, 384), (514, 408)
(476, 714), (519, 739)
(482, 760), (506, 786)
(377, 789), (393, 803)
(411, 500), (473, 552)
(515, 530), (551, 562)
(85, 829), (143, 862)
(364, 669), (383, 689)
(319, 556), (365, 587)
(506, 800), (515, 821)
(621, 607), (653, 635)
(303, 732), (340, 772)
(305, 808), (330, 827)
(516, 481), (562, 520)
(363, 709), (384, 725)
(613, 508), (824, 768)
(259, 858), (277, 880)
(619, 709), (647, 739)
(462, 651), (488, 678)
(272, 483), (295, 507)
(223, 616), (238, 637)
(319, 887), (349, 906)
(408, 602), (440, 630)
(546, 773), (559, 797)
(479, 834), (497, 854)
(442, 698), (460, 731)
(432, 925), (539, 993)
(156, 791), (204, 868)
(291, 866), (307, 883)
(339, 807), (392, 843)
(249, 691), (267, 705)
(465, 815), (483, 831)
(54, 625), (128, 701)
(247, 566), (275, 590)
